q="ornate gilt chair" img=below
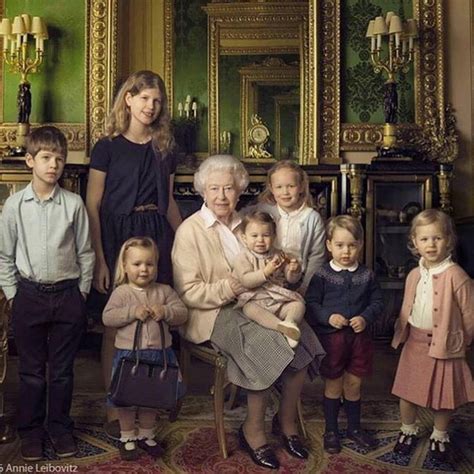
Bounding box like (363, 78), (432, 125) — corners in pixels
(178, 338), (306, 459)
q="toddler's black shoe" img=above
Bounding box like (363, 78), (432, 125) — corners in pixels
(393, 431), (418, 456)
(323, 431), (341, 454)
(119, 440), (140, 461)
(429, 439), (451, 463)
(21, 438), (43, 462)
(50, 433), (77, 458)
(347, 428), (377, 448)
(137, 438), (165, 458)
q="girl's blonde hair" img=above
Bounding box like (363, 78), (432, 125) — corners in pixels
(258, 160), (314, 207)
(326, 215), (364, 242)
(114, 237), (159, 286)
(408, 208), (457, 256)
(105, 70), (174, 156)
(241, 210), (277, 236)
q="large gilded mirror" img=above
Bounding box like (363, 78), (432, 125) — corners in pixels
(204, 1), (314, 164)
(89, 1), (444, 165)
(239, 58), (300, 160)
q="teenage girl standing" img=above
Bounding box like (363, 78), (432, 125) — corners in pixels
(86, 70), (182, 428)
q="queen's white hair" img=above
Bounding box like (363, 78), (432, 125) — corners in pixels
(193, 154), (249, 196)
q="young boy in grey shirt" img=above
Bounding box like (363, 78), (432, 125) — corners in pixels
(0, 126), (95, 461)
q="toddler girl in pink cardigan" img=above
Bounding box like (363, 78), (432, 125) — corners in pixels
(391, 209), (473, 462)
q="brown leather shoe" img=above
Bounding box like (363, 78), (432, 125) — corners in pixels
(21, 438), (43, 462)
(346, 429), (377, 448)
(323, 431), (341, 454)
(50, 433), (77, 458)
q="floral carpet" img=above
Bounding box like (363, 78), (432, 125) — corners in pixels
(0, 393), (473, 473)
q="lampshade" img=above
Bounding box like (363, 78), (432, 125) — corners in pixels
(366, 20), (375, 38)
(406, 19), (418, 37)
(385, 11), (395, 27)
(0, 18), (12, 36)
(21, 14), (31, 33)
(11, 16), (26, 35)
(389, 15), (403, 34)
(30, 16), (44, 35)
(373, 16), (388, 35)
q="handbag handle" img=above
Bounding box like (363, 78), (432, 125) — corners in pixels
(132, 319), (168, 380)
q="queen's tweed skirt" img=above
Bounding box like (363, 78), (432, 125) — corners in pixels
(210, 305), (325, 390)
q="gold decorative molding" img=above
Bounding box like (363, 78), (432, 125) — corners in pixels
(164, 0), (174, 115)
(318, 0), (340, 162)
(0, 123), (85, 151)
(203, 2), (312, 163)
(320, 0), (445, 154)
(87, 0), (119, 152)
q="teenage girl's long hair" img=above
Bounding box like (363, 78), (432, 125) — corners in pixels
(105, 70), (175, 156)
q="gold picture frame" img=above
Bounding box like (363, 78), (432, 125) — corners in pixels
(0, 1), (92, 152)
(203, 1), (314, 164)
(314, 0), (446, 158)
(239, 58), (299, 161)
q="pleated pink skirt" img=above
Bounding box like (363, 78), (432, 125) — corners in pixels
(392, 325), (474, 410)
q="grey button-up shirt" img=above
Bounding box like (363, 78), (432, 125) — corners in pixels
(0, 182), (95, 300)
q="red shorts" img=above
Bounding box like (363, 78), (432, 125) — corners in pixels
(318, 327), (373, 379)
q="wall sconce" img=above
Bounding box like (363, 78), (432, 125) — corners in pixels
(0, 14), (48, 156)
(177, 94), (198, 120)
(366, 12), (417, 154)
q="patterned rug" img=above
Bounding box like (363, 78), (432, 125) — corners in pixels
(1, 393), (473, 473)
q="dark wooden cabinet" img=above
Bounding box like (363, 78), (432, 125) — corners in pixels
(342, 161), (454, 339)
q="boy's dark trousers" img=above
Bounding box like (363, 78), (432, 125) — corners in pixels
(11, 278), (86, 440)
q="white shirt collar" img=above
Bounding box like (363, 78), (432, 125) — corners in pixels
(419, 255), (454, 275)
(199, 203), (241, 230)
(277, 202), (310, 218)
(330, 259), (359, 272)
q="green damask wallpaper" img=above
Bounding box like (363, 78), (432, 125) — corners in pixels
(341, 0), (414, 124)
(174, 0), (208, 152)
(3, 0), (85, 123)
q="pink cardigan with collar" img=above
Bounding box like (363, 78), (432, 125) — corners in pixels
(392, 264), (474, 359)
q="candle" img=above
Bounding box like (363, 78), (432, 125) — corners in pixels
(377, 34), (382, 49)
(35, 35), (40, 50)
(409, 36), (414, 50)
(184, 102), (190, 118)
(395, 32), (400, 48)
(178, 102), (183, 117)
(10, 37), (16, 54)
(192, 101), (197, 118)
(371, 36), (376, 52)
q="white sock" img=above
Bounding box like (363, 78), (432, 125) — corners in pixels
(400, 423), (419, 436)
(120, 430), (137, 450)
(137, 426), (157, 446)
(430, 427), (450, 443)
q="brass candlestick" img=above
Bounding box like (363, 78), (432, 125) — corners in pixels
(0, 14), (48, 155)
(366, 13), (417, 151)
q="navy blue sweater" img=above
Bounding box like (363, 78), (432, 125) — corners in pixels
(305, 262), (383, 335)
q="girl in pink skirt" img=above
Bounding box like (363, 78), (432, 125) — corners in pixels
(391, 209), (474, 462)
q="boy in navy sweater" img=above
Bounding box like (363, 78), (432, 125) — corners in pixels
(305, 215), (383, 454)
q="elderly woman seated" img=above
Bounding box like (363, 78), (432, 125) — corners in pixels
(172, 155), (324, 469)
